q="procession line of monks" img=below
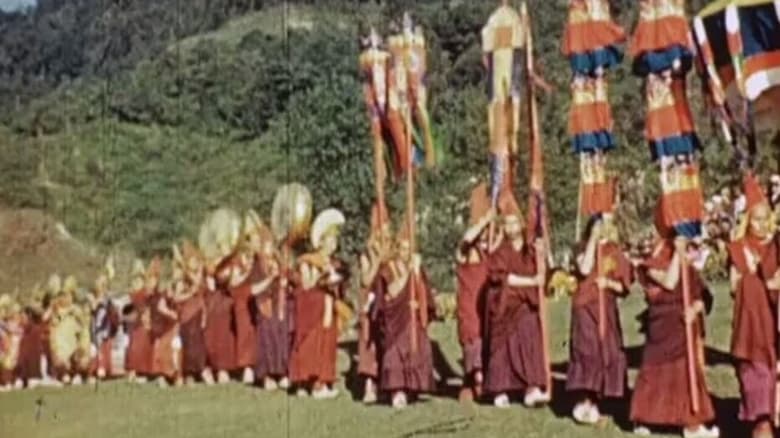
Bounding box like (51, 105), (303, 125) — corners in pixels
(0, 176), (778, 438)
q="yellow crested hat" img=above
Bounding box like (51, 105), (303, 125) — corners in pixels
(62, 275), (79, 295)
(47, 273), (62, 295)
(310, 208), (346, 249)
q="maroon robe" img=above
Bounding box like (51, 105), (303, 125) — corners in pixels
(456, 256), (488, 376)
(729, 235), (779, 421)
(177, 288), (207, 377)
(630, 242), (716, 427)
(125, 289), (153, 375)
(16, 311), (44, 382)
(289, 255), (346, 385)
(566, 242), (632, 398)
(230, 278), (257, 370)
(149, 292), (178, 378)
(253, 256), (290, 379)
(484, 240), (547, 394)
(372, 263), (435, 393)
(204, 288), (236, 372)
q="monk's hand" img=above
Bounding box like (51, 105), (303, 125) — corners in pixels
(596, 277), (610, 291)
(410, 254), (422, 275)
(409, 299), (419, 310)
(684, 300), (704, 324)
(674, 237), (688, 256)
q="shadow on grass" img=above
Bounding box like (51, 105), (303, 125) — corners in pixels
(549, 357), (743, 437)
(339, 339), (462, 403)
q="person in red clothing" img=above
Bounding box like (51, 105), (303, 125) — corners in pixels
(124, 260), (156, 383)
(372, 221), (437, 409)
(357, 202), (392, 404)
(730, 174), (778, 438)
(631, 233), (718, 438)
(455, 182), (494, 402)
(566, 213), (632, 424)
(484, 189), (549, 409)
(289, 208), (349, 399)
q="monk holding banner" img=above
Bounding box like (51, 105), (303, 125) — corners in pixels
(455, 183), (494, 402)
(631, 213), (718, 438)
(484, 189), (549, 408)
(372, 220), (436, 409)
(567, 212), (632, 424)
(731, 174), (778, 438)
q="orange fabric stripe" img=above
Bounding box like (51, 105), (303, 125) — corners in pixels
(744, 51), (780, 78)
(629, 17), (690, 57)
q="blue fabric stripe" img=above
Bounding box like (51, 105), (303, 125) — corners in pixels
(740, 4), (780, 58)
(572, 131), (616, 154)
(633, 45), (694, 76)
(674, 221), (703, 239)
(568, 46), (624, 75)
(649, 134), (701, 161)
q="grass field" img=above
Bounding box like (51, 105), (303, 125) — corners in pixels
(0, 283), (745, 438)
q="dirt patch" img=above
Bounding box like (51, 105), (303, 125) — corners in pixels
(0, 207), (134, 297)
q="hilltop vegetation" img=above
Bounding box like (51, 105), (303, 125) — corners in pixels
(0, 0), (776, 290)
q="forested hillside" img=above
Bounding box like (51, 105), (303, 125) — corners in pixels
(0, 0), (776, 289)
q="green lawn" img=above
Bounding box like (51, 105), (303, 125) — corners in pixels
(0, 283), (745, 438)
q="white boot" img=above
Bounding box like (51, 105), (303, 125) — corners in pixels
(264, 376), (278, 391)
(392, 391), (408, 409)
(242, 368), (255, 385)
(573, 402), (600, 425)
(683, 425), (720, 438)
(217, 370), (230, 384)
(493, 393), (510, 409)
(633, 425), (651, 436)
(278, 377), (290, 390)
(523, 387), (550, 407)
(362, 379), (377, 404)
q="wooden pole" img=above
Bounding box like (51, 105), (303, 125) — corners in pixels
(405, 102), (418, 355)
(596, 242), (607, 364)
(680, 247), (700, 413)
(525, 4), (551, 393)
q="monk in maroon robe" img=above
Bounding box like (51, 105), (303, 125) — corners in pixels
(357, 202), (391, 404)
(372, 226), (436, 409)
(149, 281), (179, 386)
(205, 256), (238, 384)
(228, 249), (258, 384)
(289, 208), (348, 399)
(567, 213), (632, 424)
(729, 174), (778, 438)
(455, 182), (493, 402)
(484, 192), (549, 408)
(174, 241), (210, 385)
(631, 237), (718, 437)
(16, 301), (45, 387)
(124, 259), (157, 382)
